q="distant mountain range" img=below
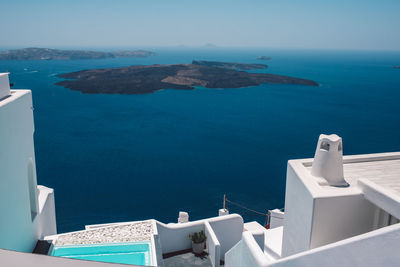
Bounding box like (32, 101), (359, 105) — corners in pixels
(0, 47), (156, 60)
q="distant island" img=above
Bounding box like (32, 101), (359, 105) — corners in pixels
(0, 47), (156, 60)
(55, 60), (318, 95)
(394, 66), (400, 69)
(204, 43), (217, 48)
(257, 56), (271, 60)
(192, 60), (268, 70)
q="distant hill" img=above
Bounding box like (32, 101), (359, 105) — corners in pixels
(192, 60), (268, 70)
(394, 66), (400, 69)
(0, 47), (156, 60)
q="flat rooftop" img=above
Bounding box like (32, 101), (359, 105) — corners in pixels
(0, 90), (31, 107)
(298, 152), (400, 218)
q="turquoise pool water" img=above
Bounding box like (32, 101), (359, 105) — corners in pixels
(51, 242), (151, 265)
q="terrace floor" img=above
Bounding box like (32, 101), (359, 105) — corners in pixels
(163, 251), (213, 267)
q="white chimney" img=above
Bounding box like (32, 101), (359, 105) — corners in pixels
(311, 134), (348, 187)
(0, 73), (11, 100)
(177, 211), (189, 223)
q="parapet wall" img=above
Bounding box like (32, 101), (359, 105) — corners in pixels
(156, 213), (243, 261)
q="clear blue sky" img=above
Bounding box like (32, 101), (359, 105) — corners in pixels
(1, 0), (399, 50)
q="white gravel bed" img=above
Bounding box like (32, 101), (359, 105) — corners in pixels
(55, 221), (153, 246)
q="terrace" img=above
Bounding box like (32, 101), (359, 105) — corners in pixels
(44, 214), (244, 267)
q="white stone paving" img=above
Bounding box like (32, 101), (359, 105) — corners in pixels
(55, 221), (153, 246)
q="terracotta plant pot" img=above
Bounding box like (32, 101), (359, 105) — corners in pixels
(192, 241), (205, 254)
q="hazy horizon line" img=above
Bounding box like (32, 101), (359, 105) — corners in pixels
(1, 45), (400, 53)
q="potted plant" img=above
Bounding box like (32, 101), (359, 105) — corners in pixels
(189, 230), (207, 254)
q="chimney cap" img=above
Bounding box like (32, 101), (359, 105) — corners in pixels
(319, 134), (341, 143)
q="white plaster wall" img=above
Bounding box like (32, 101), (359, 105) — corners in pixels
(269, 223), (400, 267)
(0, 248), (144, 267)
(208, 215), (243, 260)
(36, 186), (57, 239)
(281, 160), (377, 256)
(152, 233), (164, 267)
(243, 221), (265, 251)
(156, 214), (243, 256)
(310, 194), (375, 249)
(156, 221), (204, 254)
(269, 209), (284, 229)
(226, 219), (400, 267)
(358, 178), (400, 220)
(281, 162), (314, 257)
(205, 221), (220, 267)
(150, 235), (160, 267)
(0, 90), (38, 252)
(225, 232), (271, 267)
(0, 73), (10, 99)
(224, 239), (245, 267)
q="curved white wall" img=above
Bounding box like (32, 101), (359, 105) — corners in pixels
(270, 223), (400, 267)
(156, 214), (243, 261)
(225, 231), (271, 267)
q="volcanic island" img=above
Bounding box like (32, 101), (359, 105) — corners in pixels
(55, 60), (318, 94)
(0, 47), (155, 60)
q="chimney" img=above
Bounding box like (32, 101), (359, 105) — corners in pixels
(0, 73), (11, 100)
(177, 211), (189, 223)
(311, 134), (348, 187)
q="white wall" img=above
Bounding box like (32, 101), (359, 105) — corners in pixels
(205, 221), (220, 267)
(0, 90), (38, 252)
(269, 223), (400, 267)
(225, 232), (271, 267)
(282, 160), (377, 256)
(208, 215), (243, 260)
(227, 219), (400, 267)
(156, 221), (204, 254)
(281, 162), (314, 257)
(156, 214), (243, 260)
(0, 90), (57, 252)
(36, 186), (57, 239)
(269, 209), (284, 229)
(0, 73), (10, 99)
(310, 194), (375, 249)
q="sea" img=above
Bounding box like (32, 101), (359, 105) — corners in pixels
(1, 48), (400, 233)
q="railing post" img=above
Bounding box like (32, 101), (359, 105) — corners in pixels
(219, 194), (229, 216)
(223, 194), (226, 210)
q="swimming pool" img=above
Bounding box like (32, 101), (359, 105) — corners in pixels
(51, 242), (152, 266)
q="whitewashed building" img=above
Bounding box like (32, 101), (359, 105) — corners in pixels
(1, 73), (399, 266)
(0, 73), (56, 253)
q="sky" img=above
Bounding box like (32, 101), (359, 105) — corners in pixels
(0, 0), (399, 50)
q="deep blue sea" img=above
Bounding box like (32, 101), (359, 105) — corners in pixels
(1, 48), (400, 233)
